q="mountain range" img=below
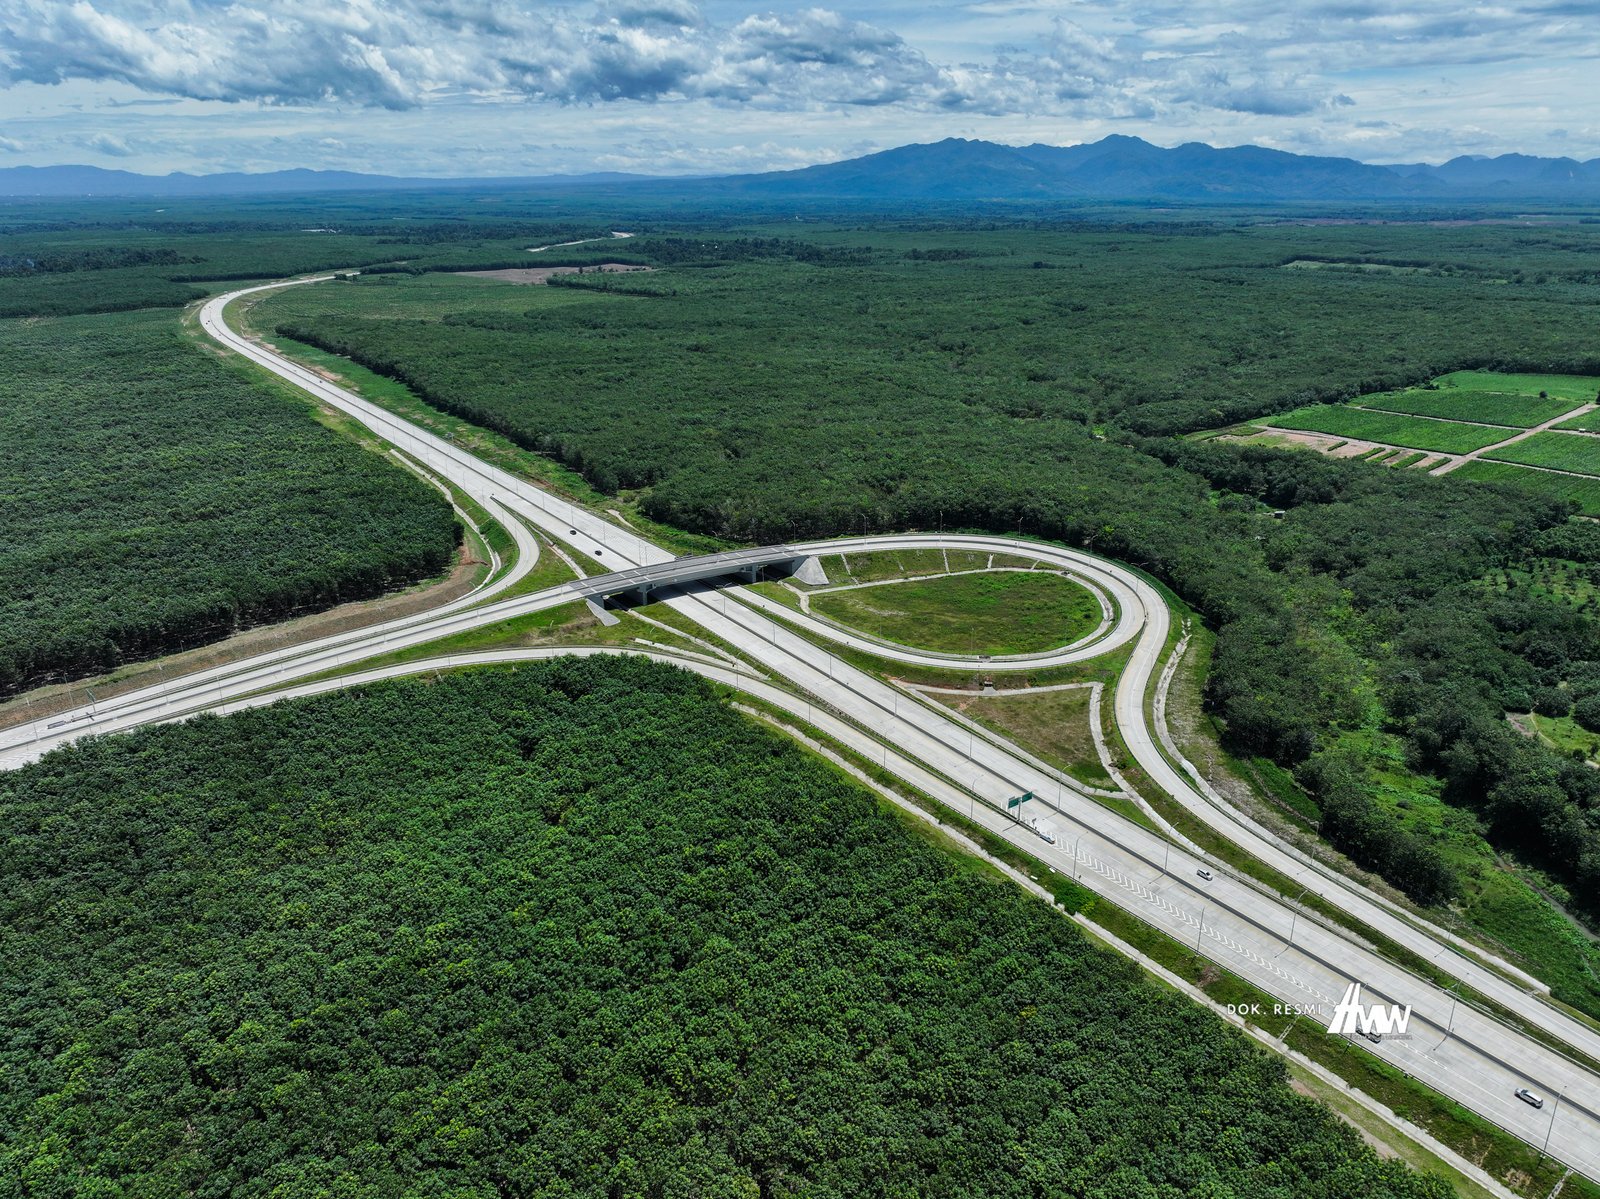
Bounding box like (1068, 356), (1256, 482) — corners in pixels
(4, 136), (1599, 202)
(0, 165), (656, 197)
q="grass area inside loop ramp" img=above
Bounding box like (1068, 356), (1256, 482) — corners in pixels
(0, 659), (1449, 1199)
(808, 570), (1104, 656)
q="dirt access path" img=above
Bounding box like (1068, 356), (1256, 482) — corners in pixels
(1430, 401), (1595, 475)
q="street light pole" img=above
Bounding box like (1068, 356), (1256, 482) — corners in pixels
(1197, 905), (1207, 951)
(1440, 981), (1461, 1046)
(1286, 886), (1310, 950)
(1542, 1090), (1564, 1158)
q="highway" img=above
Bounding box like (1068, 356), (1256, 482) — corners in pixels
(0, 272), (1596, 1181)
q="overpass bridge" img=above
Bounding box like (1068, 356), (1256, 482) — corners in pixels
(570, 545), (827, 609)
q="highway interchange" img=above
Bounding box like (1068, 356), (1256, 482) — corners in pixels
(1, 273), (1597, 1184)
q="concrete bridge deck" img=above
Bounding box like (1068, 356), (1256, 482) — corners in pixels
(570, 545), (825, 607)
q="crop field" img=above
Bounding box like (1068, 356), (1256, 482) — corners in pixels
(1450, 460), (1600, 515)
(1484, 430), (1600, 475)
(1437, 369), (1600, 404)
(1260, 405), (1508, 453)
(1384, 451), (1430, 468)
(809, 570), (1103, 656)
(1559, 409), (1600, 432)
(1358, 388), (1579, 428)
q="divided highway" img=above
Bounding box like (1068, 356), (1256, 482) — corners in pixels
(0, 273), (1596, 1181)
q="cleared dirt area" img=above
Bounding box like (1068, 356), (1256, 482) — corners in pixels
(1219, 428), (1452, 466)
(453, 264), (654, 285)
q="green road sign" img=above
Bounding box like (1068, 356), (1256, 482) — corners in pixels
(1007, 792), (1033, 809)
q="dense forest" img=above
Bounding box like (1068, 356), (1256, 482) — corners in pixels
(0, 660), (1450, 1198)
(4, 207), (1599, 1000)
(257, 223), (1600, 1007)
(0, 310), (460, 694)
(0, 219), (617, 317)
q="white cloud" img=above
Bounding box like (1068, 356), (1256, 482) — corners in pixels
(0, 0), (1593, 172)
(0, 1), (996, 111)
(85, 130), (133, 155)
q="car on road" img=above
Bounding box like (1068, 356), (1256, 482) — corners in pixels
(1195, 868), (1213, 881)
(1516, 1088), (1545, 1109)
(1362, 1030), (1382, 1044)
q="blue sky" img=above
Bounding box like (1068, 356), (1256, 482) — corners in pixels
(0, 0), (1594, 175)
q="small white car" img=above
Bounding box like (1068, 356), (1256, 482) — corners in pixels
(1195, 868), (1213, 882)
(1515, 1088), (1545, 1109)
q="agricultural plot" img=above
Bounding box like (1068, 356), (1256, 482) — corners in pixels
(1452, 460), (1600, 516)
(1262, 405), (1507, 454)
(1358, 388), (1579, 428)
(1436, 369), (1600, 404)
(1558, 410), (1600, 432)
(1484, 430), (1600, 475)
(1384, 451), (1429, 468)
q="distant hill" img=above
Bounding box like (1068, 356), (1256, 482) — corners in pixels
(0, 164), (658, 198)
(727, 136), (1439, 201)
(1390, 152), (1600, 194)
(724, 136), (1600, 201)
(3, 137), (1598, 201)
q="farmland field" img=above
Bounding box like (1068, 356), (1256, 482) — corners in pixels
(1260, 405), (1508, 453)
(1436, 369), (1600, 404)
(1483, 430), (1600, 475)
(1358, 388), (1580, 428)
(1558, 410), (1600, 432)
(1451, 460), (1600, 515)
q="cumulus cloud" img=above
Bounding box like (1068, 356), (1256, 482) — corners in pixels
(0, 134), (20, 151)
(0, 0), (1595, 168)
(0, 0), (1391, 119)
(85, 130), (133, 155)
(0, 1), (993, 112)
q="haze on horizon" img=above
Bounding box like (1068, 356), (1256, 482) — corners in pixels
(0, 0), (1594, 179)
